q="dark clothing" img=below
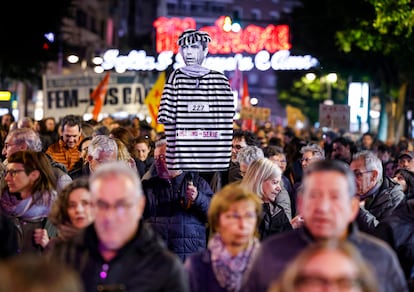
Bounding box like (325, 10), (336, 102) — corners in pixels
(184, 249), (230, 292)
(259, 202), (292, 241)
(0, 211), (18, 259)
(50, 222), (189, 292)
(135, 157), (155, 179)
(358, 176), (405, 234)
(69, 163), (90, 180)
(374, 200), (414, 289)
(142, 169), (213, 261)
(228, 161), (242, 184)
(242, 224), (408, 292)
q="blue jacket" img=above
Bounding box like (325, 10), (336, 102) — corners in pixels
(242, 224), (408, 292)
(142, 169), (213, 261)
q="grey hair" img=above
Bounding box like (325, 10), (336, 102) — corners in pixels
(353, 150), (383, 184)
(8, 128), (42, 152)
(300, 143), (325, 160)
(88, 135), (118, 160)
(237, 145), (264, 167)
(240, 158), (282, 200)
(89, 161), (143, 198)
(302, 159), (357, 198)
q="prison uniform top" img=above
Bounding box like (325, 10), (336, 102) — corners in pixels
(157, 68), (234, 172)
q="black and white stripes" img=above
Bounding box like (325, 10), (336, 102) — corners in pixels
(158, 69), (234, 171)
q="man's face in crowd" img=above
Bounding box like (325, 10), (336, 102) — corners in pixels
(350, 157), (377, 198)
(231, 137), (247, 163)
(62, 125), (81, 149)
(92, 174), (145, 251)
(298, 170), (359, 240)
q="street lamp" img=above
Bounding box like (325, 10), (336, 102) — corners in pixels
(326, 73), (337, 102)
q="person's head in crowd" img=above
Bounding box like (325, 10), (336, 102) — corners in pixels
(270, 240), (378, 292)
(263, 145), (287, 172)
(300, 143), (325, 169)
(44, 117), (56, 132)
(231, 129), (260, 163)
(256, 128), (268, 148)
(330, 136), (356, 164)
(81, 122), (94, 138)
(241, 158), (282, 204)
(101, 116), (114, 129)
(2, 128), (42, 160)
(89, 161), (145, 259)
(132, 135), (154, 162)
(140, 123), (157, 141)
(237, 145), (264, 177)
(109, 126), (134, 154)
(361, 132), (375, 151)
(283, 127), (297, 145)
(208, 184), (262, 255)
(112, 138), (138, 172)
(87, 135), (118, 173)
(298, 159), (359, 240)
(78, 136), (92, 164)
(4, 151), (57, 197)
(392, 168), (414, 199)
(1, 113), (14, 132)
(17, 116), (34, 129)
(397, 151), (414, 172)
(384, 159), (398, 178)
(49, 178), (93, 230)
(376, 142), (393, 164)
(350, 151), (383, 200)
(92, 125), (110, 136)
(177, 29), (211, 66)
(0, 254), (84, 292)
(59, 115), (82, 149)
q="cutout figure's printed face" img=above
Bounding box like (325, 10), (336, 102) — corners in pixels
(179, 41), (207, 66)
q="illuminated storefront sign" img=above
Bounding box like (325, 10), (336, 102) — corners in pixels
(101, 16), (319, 72)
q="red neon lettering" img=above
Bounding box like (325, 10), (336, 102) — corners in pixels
(154, 16), (291, 54)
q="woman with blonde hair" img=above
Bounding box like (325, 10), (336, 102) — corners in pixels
(240, 158), (292, 240)
(184, 184), (262, 292)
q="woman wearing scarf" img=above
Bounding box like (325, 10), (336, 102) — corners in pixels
(184, 184), (262, 292)
(0, 151), (57, 254)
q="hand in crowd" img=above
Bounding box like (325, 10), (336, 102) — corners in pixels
(33, 228), (49, 248)
(290, 214), (304, 229)
(186, 181), (198, 202)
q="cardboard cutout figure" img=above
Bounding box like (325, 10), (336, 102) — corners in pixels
(157, 29), (234, 172)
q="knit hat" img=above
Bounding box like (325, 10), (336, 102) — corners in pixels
(177, 29), (212, 46)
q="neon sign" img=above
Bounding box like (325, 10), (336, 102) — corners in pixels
(153, 16), (291, 54)
(100, 16), (319, 72)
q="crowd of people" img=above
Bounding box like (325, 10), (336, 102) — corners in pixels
(0, 110), (413, 291)
(1, 27), (414, 292)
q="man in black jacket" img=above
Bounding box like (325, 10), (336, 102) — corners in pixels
(50, 161), (189, 292)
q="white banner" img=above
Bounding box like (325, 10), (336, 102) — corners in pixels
(42, 73), (147, 118)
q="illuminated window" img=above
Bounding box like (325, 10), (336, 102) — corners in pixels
(251, 9), (261, 20)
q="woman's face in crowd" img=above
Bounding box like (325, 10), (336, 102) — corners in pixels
(261, 176), (282, 203)
(393, 173), (407, 192)
(217, 200), (257, 254)
(67, 188), (94, 229)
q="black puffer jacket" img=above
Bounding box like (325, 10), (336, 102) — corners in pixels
(142, 167), (213, 261)
(50, 222), (189, 292)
